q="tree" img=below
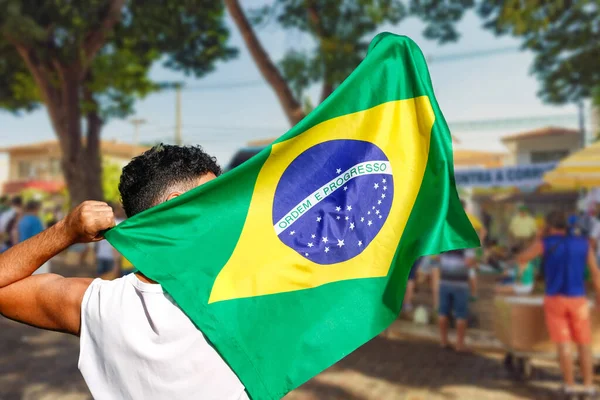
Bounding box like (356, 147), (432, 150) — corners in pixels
(102, 158), (122, 204)
(409, 0), (600, 105)
(224, 0), (406, 125)
(0, 1), (236, 204)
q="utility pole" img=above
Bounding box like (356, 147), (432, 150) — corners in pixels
(130, 118), (146, 157)
(175, 83), (183, 145)
(577, 100), (586, 148)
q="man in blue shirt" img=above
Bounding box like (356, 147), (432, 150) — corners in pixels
(518, 210), (600, 398)
(18, 200), (44, 242)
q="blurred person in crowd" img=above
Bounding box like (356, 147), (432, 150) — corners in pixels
(463, 200), (484, 301)
(570, 210), (593, 237)
(509, 205), (537, 251)
(517, 210), (600, 398)
(432, 248), (476, 352)
(483, 239), (508, 272)
(0, 197), (9, 252)
(18, 200), (49, 275)
(402, 258), (422, 313)
(591, 207), (600, 265)
(0, 196), (9, 213)
(0, 196), (23, 249)
(94, 203), (121, 280)
(94, 203), (128, 279)
(494, 249), (535, 296)
(0, 145), (249, 399)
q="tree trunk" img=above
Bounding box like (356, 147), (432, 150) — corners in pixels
(224, 0), (305, 125)
(83, 84), (104, 201)
(54, 72), (103, 205)
(320, 80), (334, 103)
(5, 1), (124, 206)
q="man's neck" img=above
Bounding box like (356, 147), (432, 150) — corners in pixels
(134, 272), (157, 284)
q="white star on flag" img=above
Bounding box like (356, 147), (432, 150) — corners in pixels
(308, 242), (314, 248)
(374, 183), (379, 189)
(382, 178), (386, 183)
(322, 237), (328, 243)
(379, 215), (382, 219)
(350, 223), (355, 230)
(367, 211), (371, 215)
(358, 240), (363, 246)
(360, 217), (365, 222)
(372, 206), (375, 209)
(337, 239), (345, 248)
(368, 220), (373, 226)
(381, 194), (386, 199)
(311, 234), (316, 239)
(336, 216), (341, 220)
(343, 186), (348, 191)
(335, 206), (341, 212)
(290, 230), (295, 235)
(383, 186), (387, 191)
(305, 253), (309, 256)
(316, 216), (322, 222)
(344, 216), (349, 221)
(324, 247), (330, 253)
(346, 205), (352, 211)
(375, 210), (380, 215)
(378, 200), (382, 205)
(336, 168), (341, 174)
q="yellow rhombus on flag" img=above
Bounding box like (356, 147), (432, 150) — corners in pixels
(107, 33), (479, 399)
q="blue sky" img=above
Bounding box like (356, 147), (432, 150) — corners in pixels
(0, 3), (582, 165)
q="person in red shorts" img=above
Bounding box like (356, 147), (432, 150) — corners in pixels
(518, 210), (600, 398)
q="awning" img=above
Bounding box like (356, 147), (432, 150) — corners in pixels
(3, 180), (65, 194)
(544, 141), (600, 189)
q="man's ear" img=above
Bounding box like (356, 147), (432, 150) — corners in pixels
(166, 192), (183, 202)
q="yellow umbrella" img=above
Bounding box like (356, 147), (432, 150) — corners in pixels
(544, 141), (600, 189)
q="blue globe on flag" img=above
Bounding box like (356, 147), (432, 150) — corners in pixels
(272, 139), (394, 265)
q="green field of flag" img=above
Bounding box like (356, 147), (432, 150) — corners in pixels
(107, 32), (479, 399)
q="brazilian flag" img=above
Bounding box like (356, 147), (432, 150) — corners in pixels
(107, 33), (479, 399)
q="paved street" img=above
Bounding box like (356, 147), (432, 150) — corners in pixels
(1, 316), (578, 400)
(0, 261), (592, 400)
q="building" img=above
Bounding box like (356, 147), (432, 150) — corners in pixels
(0, 140), (150, 195)
(453, 149), (507, 169)
(501, 126), (582, 165)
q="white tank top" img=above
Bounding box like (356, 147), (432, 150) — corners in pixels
(79, 274), (248, 400)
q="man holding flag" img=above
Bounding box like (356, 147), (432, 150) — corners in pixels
(0, 33), (478, 400)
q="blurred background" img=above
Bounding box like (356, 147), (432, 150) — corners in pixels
(0, 1), (599, 399)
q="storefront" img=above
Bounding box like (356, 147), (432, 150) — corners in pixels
(455, 162), (578, 244)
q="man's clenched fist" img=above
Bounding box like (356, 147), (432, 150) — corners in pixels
(62, 201), (116, 243)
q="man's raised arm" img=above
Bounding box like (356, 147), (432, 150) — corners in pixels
(0, 201), (115, 335)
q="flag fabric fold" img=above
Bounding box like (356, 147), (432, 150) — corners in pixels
(106, 32), (479, 400)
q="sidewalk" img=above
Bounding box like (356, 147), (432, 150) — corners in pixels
(0, 259), (587, 400)
(387, 319), (504, 352)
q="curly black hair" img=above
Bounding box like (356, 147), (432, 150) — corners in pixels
(119, 144), (221, 217)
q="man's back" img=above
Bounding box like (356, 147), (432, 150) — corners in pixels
(79, 274), (248, 400)
(542, 235), (588, 297)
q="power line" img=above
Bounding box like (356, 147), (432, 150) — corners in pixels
(178, 46), (521, 92)
(427, 46), (519, 63)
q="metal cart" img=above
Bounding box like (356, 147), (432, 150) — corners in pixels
(494, 296), (600, 381)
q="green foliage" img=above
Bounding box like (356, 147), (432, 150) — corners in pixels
(410, 0), (600, 105)
(302, 95), (314, 114)
(253, 0), (407, 98)
(102, 158), (122, 204)
(21, 188), (48, 203)
(0, 0), (237, 119)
